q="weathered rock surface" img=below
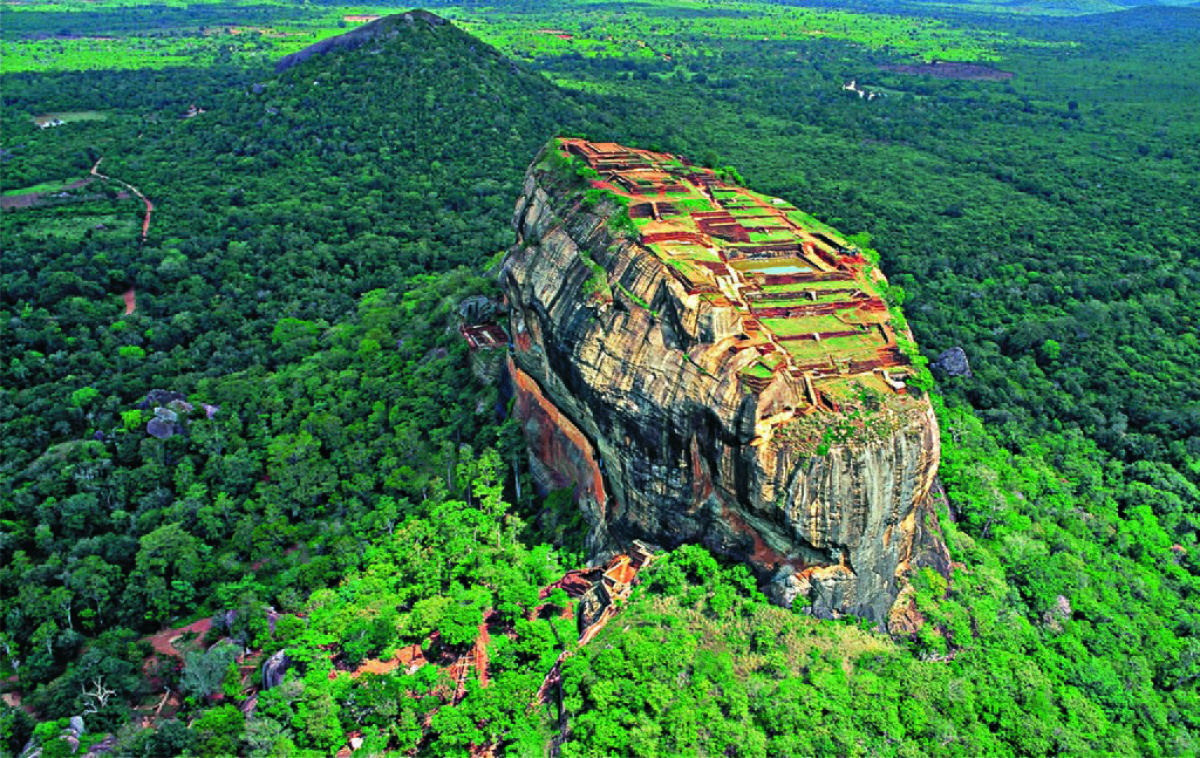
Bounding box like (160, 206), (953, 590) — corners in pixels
(502, 141), (950, 627)
(932, 346), (972, 377)
(261, 650), (291, 690)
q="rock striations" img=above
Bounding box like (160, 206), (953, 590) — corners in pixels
(502, 139), (950, 626)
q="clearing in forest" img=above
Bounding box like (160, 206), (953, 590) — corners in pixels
(32, 110), (108, 126)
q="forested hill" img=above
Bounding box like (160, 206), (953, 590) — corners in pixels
(3, 9), (598, 466)
(0, 10), (602, 740)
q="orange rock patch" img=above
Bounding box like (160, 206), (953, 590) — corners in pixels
(508, 355), (607, 511)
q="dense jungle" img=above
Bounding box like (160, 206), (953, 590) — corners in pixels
(2, 1), (1198, 755)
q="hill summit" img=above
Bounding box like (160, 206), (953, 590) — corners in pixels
(275, 9), (451, 73)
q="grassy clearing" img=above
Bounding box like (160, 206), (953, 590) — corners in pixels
(761, 315), (847, 335)
(36, 213), (137, 240)
(656, 243), (720, 262)
(1, 28), (348, 73)
(0, 1), (405, 73)
(18, 211), (136, 234)
(818, 333), (884, 354)
(2, 178), (81, 196)
(544, 74), (624, 95)
(779, 333), (886, 364)
(674, 197), (715, 213)
(762, 279), (857, 294)
(753, 295), (844, 308)
(785, 209), (843, 238)
(889, 0), (1190, 16)
(782, 340), (829, 363)
(664, 258), (718, 282)
(870, 84), (929, 100)
(741, 361), (774, 379)
(627, 593), (893, 681)
(747, 215), (790, 227)
(448, 0), (1050, 64)
(748, 230), (794, 243)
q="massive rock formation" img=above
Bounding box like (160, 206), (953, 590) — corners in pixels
(501, 139), (949, 626)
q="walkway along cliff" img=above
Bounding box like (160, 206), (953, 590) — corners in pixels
(501, 139), (950, 627)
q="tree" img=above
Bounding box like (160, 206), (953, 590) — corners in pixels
(68, 556), (120, 631)
(0, 704), (35, 758)
(191, 704), (245, 756)
(137, 719), (195, 756)
(125, 522), (203, 626)
(79, 676), (116, 716)
(181, 641), (240, 701)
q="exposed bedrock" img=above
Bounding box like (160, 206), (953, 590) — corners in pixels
(501, 152), (950, 627)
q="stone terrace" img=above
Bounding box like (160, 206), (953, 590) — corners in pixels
(559, 137), (913, 414)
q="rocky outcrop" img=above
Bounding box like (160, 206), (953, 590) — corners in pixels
(501, 140), (949, 627)
(932, 346), (972, 377)
(261, 650), (291, 690)
(138, 389), (212, 440)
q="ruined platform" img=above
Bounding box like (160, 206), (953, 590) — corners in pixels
(558, 138), (912, 420)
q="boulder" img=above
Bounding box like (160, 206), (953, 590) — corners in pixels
(261, 650), (291, 690)
(153, 407), (178, 423)
(931, 347), (971, 377)
(145, 417), (176, 440)
(85, 735), (118, 757)
(458, 294), (496, 324)
(1042, 594), (1072, 632)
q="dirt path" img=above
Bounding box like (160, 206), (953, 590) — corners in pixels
(146, 618), (212, 660)
(90, 157), (153, 242)
(474, 619), (491, 688)
(350, 643), (427, 678)
(122, 287), (136, 315)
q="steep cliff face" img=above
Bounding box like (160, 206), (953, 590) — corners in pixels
(502, 139), (949, 626)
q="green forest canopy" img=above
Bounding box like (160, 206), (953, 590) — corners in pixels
(1, 2), (1197, 755)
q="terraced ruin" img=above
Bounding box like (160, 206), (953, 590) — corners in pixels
(561, 138), (913, 417)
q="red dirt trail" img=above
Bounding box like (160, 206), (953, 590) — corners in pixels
(90, 157), (153, 241)
(122, 287), (136, 315)
(350, 643), (428, 678)
(474, 620), (491, 688)
(146, 617), (212, 660)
